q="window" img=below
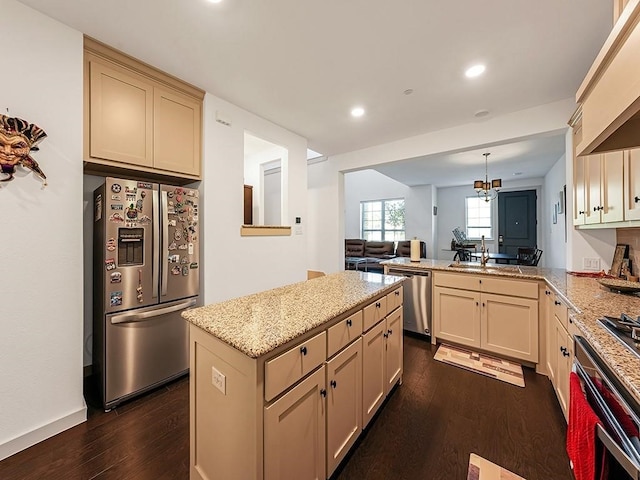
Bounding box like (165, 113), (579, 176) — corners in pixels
(465, 197), (492, 239)
(361, 199), (405, 241)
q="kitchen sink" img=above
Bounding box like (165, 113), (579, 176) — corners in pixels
(447, 263), (521, 274)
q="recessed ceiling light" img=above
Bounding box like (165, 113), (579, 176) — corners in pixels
(474, 109), (490, 118)
(403, 89), (414, 96)
(351, 107), (365, 118)
(513, 172), (523, 176)
(465, 64), (486, 78)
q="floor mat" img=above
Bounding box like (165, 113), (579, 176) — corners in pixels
(434, 343), (525, 387)
(467, 453), (525, 480)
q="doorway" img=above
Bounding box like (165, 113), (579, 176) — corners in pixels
(497, 190), (537, 256)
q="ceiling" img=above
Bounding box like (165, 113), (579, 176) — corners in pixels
(17, 0), (611, 185)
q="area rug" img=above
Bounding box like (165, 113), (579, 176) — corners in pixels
(434, 344), (525, 387)
(467, 453), (525, 480)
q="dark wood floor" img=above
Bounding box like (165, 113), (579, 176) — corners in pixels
(0, 335), (572, 480)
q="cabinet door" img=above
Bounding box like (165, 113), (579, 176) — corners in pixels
(264, 366), (326, 480)
(602, 151), (624, 223)
(573, 155), (586, 225)
(89, 61), (153, 167)
(624, 149), (640, 221)
(433, 286), (481, 348)
(544, 290), (557, 384)
(585, 154), (602, 225)
(555, 320), (571, 419)
(480, 293), (539, 363)
(362, 320), (386, 428)
(153, 86), (202, 176)
(385, 307), (403, 394)
(326, 339), (362, 477)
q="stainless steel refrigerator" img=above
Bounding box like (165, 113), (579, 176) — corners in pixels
(93, 177), (200, 410)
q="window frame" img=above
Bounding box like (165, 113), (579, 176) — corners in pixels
(465, 196), (493, 240)
(360, 198), (406, 242)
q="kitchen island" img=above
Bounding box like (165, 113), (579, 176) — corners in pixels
(182, 271), (405, 480)
(382, 257), (640, 407)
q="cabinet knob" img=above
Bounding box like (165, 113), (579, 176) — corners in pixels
(554, 301), (561, 306)
(300, 346), (307, 356)
(482, 302), (485, 307)
(562, 350), (570, 357)
(578, 210), (585, 215)
(388, 329), (393, 335)
(545, 290), (550, 296)
(346, 319), (352, 327)
(383, 332), (389, 338)
(395, 291), (400, 296)
(635, 196), (640, 204)
(569, 318), (573, 324)
(476, 301), (479, 306)
(330, 380), (337, 389)
(320, 389), (327, 398)
(376, 302), (381, 308)
(560, 346), (566, 353)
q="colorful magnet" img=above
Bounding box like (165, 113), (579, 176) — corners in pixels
(169, 254), (180, 263)
(111, 194), (121, 201)
(189, 262), (198, 269)
(178, 244), (188, 250)
(110, 291), (123, 307)
(106, 238), (116, 251)
(105, 259), (116, 271)
(188, 243), (194, 255)
(176, 194), (183, 203)
(168, 241), (177, 251)
(168, 219), (177, 227)
(167, 191), (174, 198)
(111, 204), (123, 210)
(171, 265), (181, 275)
(111, 184), (121, 193)
(181, 257), (189, 264)
(125, 206), (138, 220)
(136, 199), (144, 211)
(110, 271), (122, 283)
(136, 285), (143, 303)
(137, 182), (152, 189)
(109, 212), (124, 223)
(125, 186), (137, 194)
(174, 230), (182, 241)
(182, 265), (189, 276)
(138, 214), (151, 223)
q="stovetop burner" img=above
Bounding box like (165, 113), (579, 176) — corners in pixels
(598, 313), (640, 360)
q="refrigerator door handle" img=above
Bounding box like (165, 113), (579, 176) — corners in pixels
(152, 191), (160, 298)
(161, 190), (169, 296)
(110, 299), (197, 325)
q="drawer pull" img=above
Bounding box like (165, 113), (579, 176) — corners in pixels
(569, 318), (573, 324)
(635, 196), (640, 203)
(383, 332), (389, 338)
(346, 319), (352, 327)
(554, 301), (561, 306)
(562, 350), (570, 357)
(320, 389), (327, 398)
(388, 329), (392, 335)
(560, 346), (566, 353)
(300, 346), (307, 356)
(545, 290), (551, 295)
(330, 380), (337, 388)
(395, 290), (400, 296)
(375, 302), (381, 308)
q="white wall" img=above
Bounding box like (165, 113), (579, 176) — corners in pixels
(202, 94), (308, 302)
(0, 0), (86, 460)
(308, 99), (577, 274)
(543, 155), (568, 269)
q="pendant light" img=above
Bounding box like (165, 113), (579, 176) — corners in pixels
(473, 152), (501, 202)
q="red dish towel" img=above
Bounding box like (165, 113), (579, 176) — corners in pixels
(567, 372), (604, 480)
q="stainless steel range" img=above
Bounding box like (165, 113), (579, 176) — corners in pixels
(598, 314), (640, 360)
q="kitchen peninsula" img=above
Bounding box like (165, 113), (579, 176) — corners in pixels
(182, 271), (405, 480)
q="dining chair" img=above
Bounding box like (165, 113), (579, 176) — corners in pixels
(453, 248), (471, 262)
(517, 247), (537, 266)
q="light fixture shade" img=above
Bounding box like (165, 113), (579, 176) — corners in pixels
(474, 180), (484, 191)
(483, 182), (490, 191)
(492, 179), (502, 189)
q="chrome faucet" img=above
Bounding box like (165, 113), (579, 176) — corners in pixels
(480, 235), (489, 267)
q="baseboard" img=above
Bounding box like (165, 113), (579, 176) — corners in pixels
(0, 406), (87, 461)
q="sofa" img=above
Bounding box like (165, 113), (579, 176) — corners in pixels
(395, 240), (427, 259)
(344, 239), (404, 273)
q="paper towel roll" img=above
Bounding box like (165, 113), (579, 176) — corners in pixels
(410, 238), (420, 262)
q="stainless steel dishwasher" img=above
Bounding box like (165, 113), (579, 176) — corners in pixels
(387, 267), (432, 337)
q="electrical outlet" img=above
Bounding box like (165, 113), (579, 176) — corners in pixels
(212, 366), (226, 394)
(583, 257), (600, 271)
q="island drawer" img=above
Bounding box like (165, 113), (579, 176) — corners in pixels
(480, 276), (538, 299)
(327, 310), (363, 358)
(386, 286), (403, 312)
(363, 296), (388, 332)
(433, 272), (479, 291)
(265, 331), (327, 401)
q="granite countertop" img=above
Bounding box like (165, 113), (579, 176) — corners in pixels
(182, 271), (404, 358)
(382, 257), (640, 404)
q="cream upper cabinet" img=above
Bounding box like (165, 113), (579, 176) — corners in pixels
(585, 154), (603, 225)
(624, 149), (640, 220)
(153, 86), (202, 176)
(573, 155), (587, 226)
(84, 37), (204, 181)
(602, 151), (625, 223)
(89, 61), (154, 168)
(326, 338), (362, 477)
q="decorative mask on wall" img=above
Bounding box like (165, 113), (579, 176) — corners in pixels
(0, 114), (48, 186)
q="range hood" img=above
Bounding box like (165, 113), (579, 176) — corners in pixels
(575, 0), (640, 156)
